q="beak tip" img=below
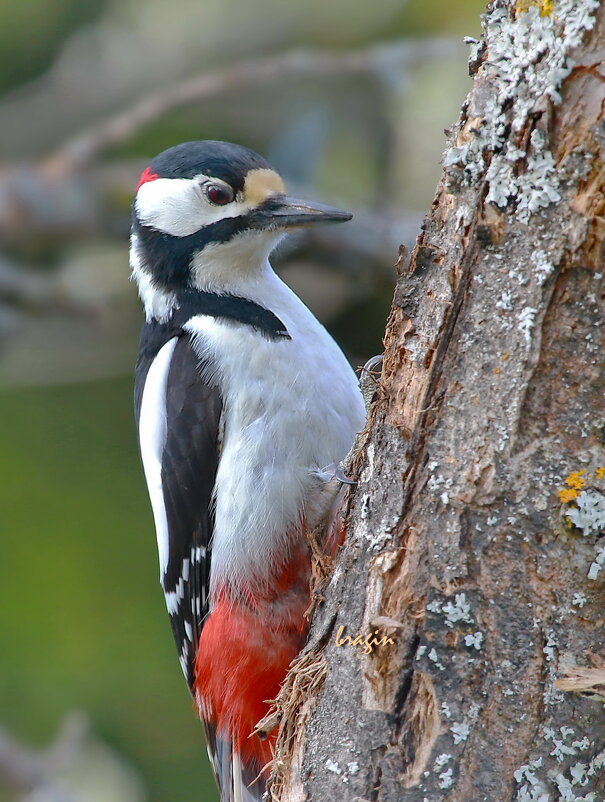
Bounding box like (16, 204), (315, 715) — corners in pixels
(254, 196), (353, 229)
(329, 209), (353, 223)
(307, 205), (352, 224)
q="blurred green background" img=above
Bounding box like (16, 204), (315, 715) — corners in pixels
(0, 0), (484, 799)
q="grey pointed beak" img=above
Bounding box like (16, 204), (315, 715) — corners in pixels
(249, 195), (352, 230)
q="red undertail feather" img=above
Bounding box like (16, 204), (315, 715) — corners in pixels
(194, 544), (311, 786)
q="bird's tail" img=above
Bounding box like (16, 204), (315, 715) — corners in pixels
(205, 723), (267, 801)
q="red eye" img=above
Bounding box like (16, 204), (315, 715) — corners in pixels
(206, 184), (235, 205)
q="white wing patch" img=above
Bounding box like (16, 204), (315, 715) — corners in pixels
(138, 337), (178, 578)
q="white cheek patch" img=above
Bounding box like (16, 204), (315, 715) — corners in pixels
(136, 177), (209, 236)
(135, 174), (256, 237)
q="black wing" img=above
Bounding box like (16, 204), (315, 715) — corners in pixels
(135, 330), (222, 691)
(160, 334), (222, 690)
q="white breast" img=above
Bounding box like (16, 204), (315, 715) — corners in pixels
(184, 265), (365, 595)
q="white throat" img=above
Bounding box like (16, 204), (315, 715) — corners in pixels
(189, 229), (284, 294)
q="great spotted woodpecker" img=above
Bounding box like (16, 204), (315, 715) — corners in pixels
(131, 141), (365, 801)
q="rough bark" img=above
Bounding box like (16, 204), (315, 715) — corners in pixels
(270, 1), (605, 800)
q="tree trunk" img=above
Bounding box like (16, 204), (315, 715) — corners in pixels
(269, 1), (605, 800)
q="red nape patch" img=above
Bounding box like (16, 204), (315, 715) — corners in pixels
(136, 166), (160, 192)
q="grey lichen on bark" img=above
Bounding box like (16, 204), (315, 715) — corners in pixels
(268, 1), (605, 801)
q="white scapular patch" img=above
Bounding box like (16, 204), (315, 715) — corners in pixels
(138, 337), (178, 578)
(184, 262), (366, 595)
(135, 173), (266, 238)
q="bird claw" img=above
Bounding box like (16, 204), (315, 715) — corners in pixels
(361, 354), (384, 376)
(334, 465), (356, 485)
(313, 462), (356, 486)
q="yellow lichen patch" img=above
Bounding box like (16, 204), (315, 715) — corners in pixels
(558, 488), (579, 504)
(566, 470), (586, 490)
(516, 0), (554, 15)
(557, 470), (586, 504)
(596, 467), (605, 480)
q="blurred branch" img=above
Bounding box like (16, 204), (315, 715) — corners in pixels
(0, 714), (146, 802)
(0, 38), (459, 244)
(0, 257), (60, 309)
(1, 39), (459, 243)
(0, 716), (84, 801)
(0, 255), (101, 331)
(49, 38), (460, 170)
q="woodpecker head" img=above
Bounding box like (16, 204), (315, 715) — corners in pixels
(130, 140), (351, 319)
